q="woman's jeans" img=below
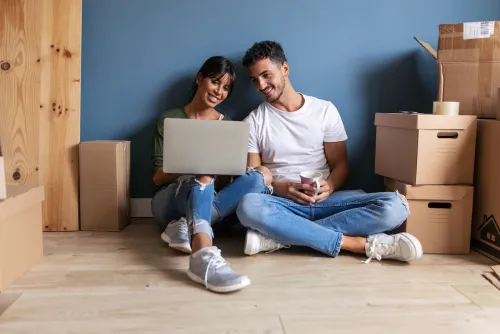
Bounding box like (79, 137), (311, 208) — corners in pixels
(151, 169), (271, 241)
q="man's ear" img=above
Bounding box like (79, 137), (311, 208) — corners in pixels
(282, 61), (290, 77)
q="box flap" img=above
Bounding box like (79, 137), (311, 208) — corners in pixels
(374, 113), (477, 130)
(385, 178), (472, 201)
(0, 185), (45, 220)
(438, 22), (500, 62)
(414, 37), (437, 60)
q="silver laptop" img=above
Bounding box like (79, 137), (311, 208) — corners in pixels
(163, 118), (250, 175)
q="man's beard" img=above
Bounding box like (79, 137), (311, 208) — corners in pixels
(266, 78), (286, 103)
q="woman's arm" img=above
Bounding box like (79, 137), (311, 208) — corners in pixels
(153, 168), (181, 186)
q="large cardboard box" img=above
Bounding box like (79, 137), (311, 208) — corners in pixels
(0, 185), (44, 291)
(416, 21), (500, 119)
(472, 120), (500, 263)
(79, 141), (131, 231)
(375, 113), (477, 185)
(385, 178), (473, 254)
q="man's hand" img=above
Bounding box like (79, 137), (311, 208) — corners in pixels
(302, 180), (335, 203)
(272, 181), (316, 205)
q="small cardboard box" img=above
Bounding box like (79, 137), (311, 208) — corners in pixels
(79, 141), (131, 231)
(375, 113), (477, 185)
(416, 21), (500, 119)
(0, 185), (44, 291)
(472, 120), (500, 263)
(385, 178), (473, 254)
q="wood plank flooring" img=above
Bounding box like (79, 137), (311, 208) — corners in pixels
(0, 219), (499, 333)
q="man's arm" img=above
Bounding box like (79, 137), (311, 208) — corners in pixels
(324, 141), (349, 192)
(304, 141), (349, 202)
(247, 153), (262, 169)
(247, 153), (315, 204)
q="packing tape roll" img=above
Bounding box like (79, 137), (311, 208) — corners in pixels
(433, 101), (460, 116)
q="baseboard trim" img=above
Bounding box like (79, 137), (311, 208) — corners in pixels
(131, 198), (153, 217)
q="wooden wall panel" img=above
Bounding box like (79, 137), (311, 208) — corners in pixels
(39, 0), (81, 231)
(0, 0), (41, 187)
(1, 0), (81, 231)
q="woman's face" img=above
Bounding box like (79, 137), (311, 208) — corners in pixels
(195, 73), (232, 108)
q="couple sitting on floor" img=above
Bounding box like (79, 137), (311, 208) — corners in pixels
(151, 41), (423, 293)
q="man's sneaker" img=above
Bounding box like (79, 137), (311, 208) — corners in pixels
(364, 232), (423, 263)
(187, 246), (251, 293)
(244, 230), (286, 256)
(161, 218), (191, 254)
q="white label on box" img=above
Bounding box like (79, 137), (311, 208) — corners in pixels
(464, 21), (495, 40)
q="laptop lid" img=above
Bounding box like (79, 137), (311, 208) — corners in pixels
(163, 118), (249, 176)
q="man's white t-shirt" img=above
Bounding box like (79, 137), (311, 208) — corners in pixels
(243, 94), (348, 183)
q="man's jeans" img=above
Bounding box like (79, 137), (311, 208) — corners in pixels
(151, 169), (271, 241)
(236, 190), (410, 257)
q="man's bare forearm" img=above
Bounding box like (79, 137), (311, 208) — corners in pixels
(326, 161), (349, 192)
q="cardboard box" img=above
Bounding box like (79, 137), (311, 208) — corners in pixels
(0, 185), (44, 291)
(79, 141), (131, 231)
(385, 178), (473, 254)
(497, 87), (500, 121)
(375, 113), (477, 185)
(472, 120), (500, 263)
(416, 21), (500, 118)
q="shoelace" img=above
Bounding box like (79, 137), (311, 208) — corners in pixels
(363, 238), (397, 264)
(262, 238), (286, 253)
(203, 249), (228, 289)
(176, 220), (188, 235)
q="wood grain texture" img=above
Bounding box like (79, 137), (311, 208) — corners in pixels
(39, 0), (81, 231)
(1, 220), (500, 333)
(0, 0), (41, 186)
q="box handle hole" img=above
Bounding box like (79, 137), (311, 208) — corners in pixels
(428, 202), (452, 209)
(437, 132), (458, 139)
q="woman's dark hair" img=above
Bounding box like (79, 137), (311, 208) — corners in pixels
(190, 56), (236, 99)
(242, 41), (287, 67)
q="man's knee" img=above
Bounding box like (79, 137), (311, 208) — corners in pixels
(378, 192), (409, 231)
(254, 166), (272, 186)
(237, 193), (267, 226)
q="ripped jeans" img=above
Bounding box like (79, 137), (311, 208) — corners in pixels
(151, 169), (271, 241)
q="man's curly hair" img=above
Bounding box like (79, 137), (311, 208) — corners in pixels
(242, 41), (288, 67)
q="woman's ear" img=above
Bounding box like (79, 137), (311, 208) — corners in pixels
(195, 73), (203, 86)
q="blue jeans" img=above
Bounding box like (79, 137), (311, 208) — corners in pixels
(236, 190), (409, 257)
(151, 169), (271, 240)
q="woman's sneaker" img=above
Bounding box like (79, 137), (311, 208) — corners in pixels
(244, 230), (286, 255)
(161, 218), (191, 254)
(187, 246), (251, 293)
(364, 232), (423, 263)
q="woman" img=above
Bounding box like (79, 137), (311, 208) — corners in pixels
(151, 56), (272, 293)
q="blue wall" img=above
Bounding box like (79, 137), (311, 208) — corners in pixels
(82, 0), (500, 198)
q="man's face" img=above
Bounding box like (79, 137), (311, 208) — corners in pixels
(247, 58), (288, 103)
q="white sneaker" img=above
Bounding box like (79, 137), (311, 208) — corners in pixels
(161, 218), (192, 254)
(244, 230), (286, 255)
(364, 232), (423, 263)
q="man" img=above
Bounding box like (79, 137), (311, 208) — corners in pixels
(236, 41), (423, 263)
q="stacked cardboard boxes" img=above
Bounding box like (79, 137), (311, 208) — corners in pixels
(375, 113), (477, 254)
(375, 21), (500, 260)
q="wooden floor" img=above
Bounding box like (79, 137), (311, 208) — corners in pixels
(1, 219), (500, 333)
